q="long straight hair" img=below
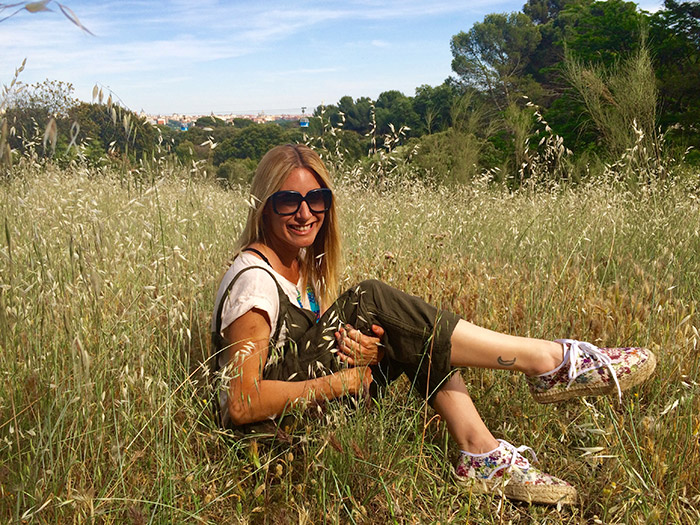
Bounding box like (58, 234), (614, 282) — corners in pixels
(236, 144), (341, 307)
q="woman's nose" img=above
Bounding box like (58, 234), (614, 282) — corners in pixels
(296, 201), (313, 219)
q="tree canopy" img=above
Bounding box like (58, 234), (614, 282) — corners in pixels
(451, 12), (541, 109)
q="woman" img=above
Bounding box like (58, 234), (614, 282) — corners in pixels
(210, 144), (656, 505)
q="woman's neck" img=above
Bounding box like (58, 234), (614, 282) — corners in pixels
(249, 241), (300, 283)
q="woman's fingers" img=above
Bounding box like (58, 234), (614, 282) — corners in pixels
(335, 323), (386, 366)
(334, 330), (357, 364)
(371, 324), (385, 338)
(345, 324), (379, 346)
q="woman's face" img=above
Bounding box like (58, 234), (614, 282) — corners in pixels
(264, 167), (326, 255)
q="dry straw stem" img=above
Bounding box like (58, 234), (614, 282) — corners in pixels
(0, 1), (93, 34)
(1, 59), (26, 169)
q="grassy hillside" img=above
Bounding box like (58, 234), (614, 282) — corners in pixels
(1, 161), (699, 523)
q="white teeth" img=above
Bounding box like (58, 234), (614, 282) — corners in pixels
(290, 224), (312, 232)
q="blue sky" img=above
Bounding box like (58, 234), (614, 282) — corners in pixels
(1, 0), (663, 115)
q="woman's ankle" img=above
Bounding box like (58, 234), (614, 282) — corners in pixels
(524, 341), (565, 377)
(458, 436), (500, 455)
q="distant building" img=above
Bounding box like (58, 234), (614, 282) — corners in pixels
(144, 111), (305, 130)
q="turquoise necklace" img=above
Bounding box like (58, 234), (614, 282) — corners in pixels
(298, 285), (320, 320)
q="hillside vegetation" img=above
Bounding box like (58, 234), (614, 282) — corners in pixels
(3, 0), (699, 187)
(1, 159), (699, 523)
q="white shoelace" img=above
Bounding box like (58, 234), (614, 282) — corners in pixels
(498, 439), (537, 468)
(469, 440), (537, 480)
(557, 339), (622, 401)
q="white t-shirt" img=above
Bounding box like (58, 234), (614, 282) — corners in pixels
(215, 252), (315, 346)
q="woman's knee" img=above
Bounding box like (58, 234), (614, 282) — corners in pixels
(357, 279), (391, 296)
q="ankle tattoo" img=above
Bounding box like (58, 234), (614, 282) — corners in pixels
(498, 356), (516, 366)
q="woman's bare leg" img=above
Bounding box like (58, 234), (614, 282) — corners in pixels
(449, 319), (563, 376)
(431, 373), (499, 453)
(436, 320), (566, 453)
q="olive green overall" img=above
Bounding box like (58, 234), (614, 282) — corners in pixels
(211, 266), (460, 430)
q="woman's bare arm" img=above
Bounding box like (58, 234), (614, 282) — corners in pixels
(223, 308), (371, 426)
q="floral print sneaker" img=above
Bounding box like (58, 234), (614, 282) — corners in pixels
(527, 339), (657, 404)
(453, 439), (578, 505)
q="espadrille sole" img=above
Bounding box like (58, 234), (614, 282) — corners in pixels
(453, 471), (579, 505)
(530, 349), (657, 404)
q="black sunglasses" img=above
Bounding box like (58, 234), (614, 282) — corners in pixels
(269, 188), (333, 216)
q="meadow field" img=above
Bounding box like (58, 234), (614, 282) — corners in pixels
(1, 160), (699, 523)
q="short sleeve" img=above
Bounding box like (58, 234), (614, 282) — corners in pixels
(220, 267), (280, 333)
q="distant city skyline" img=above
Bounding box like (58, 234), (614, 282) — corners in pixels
(1, 0), (663, 115)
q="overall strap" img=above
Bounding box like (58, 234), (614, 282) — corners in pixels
(242, 247), (272, 267)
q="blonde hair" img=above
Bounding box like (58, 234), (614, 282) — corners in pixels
(236, 144), (341, 307)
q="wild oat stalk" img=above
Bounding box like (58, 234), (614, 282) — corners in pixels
(0, 1), (93, 34)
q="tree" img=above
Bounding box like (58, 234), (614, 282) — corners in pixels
(375, 90), (418, 136)
(6, 78), (77, 116)
(413, 83), (458, 134)
(195, 115), (228, 128)
(649, 0), (700, 150)
(337, 96), (373, 135)
(4, 79), (78, 156)
(559, 0), (645, 67)
(562, 43), (658, 158)
(212, 123), (303, 165)
(450, 12), (542, 109)
(521, 0), (592, 104)
(523, 0), (585, 25)
(529, 0), (656, 155)
(69, 102), (156, 161)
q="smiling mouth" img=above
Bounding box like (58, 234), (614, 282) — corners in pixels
(289, 223), (314, 233)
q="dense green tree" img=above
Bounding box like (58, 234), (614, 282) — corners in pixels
(412, 83), (458, 134)
(195, 115), (228, 128)
(232, 117), (255, 128)
(649, 0), (700, 152)
(531, 0), (652, 155)
(4, 79), (79, 155)
(559, 0), (645, 67)
(183, 122), (236, 149)
(69, 102), (156, 160)
(375, 90), (419, 136)
(523, 0), (580, 24)
(337, 96), (374, 135)
(521, 0), (592, 104)
(216, 157), (257, 185)
(312, 97), (373, 134)
(450, 12), (542, 108)
(312, 103), (342, 128)
(7, 79), (77, 116)
(212, 123), (303, 165)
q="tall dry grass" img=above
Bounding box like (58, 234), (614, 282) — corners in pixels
(564, 43), (659, 161)
(1, 157), (699, 523)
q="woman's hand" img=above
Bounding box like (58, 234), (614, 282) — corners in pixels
(335, 323), (385, 366)
(342, 366), (373, 397)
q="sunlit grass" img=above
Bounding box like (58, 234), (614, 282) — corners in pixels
(1, 160), (699, 523)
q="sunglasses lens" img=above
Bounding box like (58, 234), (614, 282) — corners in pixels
(271, 189), (332, 215)
(306, 189), (332, 212)
(274, 192), (302, 215)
